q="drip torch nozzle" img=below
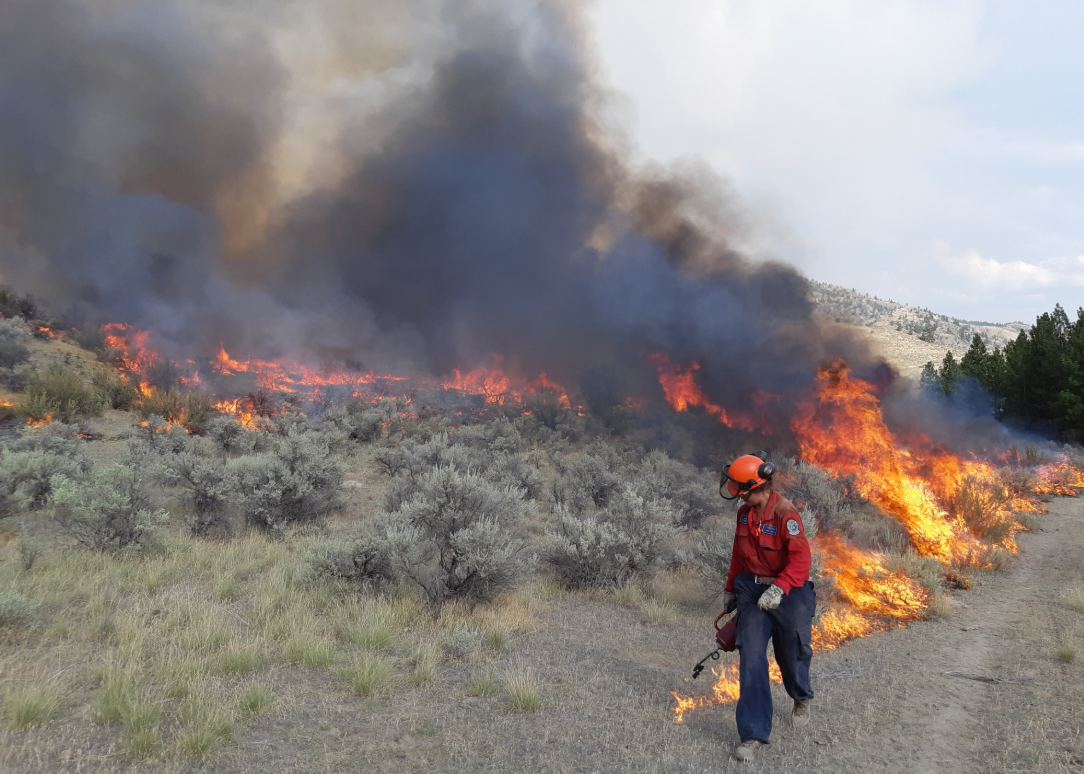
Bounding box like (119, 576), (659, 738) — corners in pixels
(691, 648), (720, 680)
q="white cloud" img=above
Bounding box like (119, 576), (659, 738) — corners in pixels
(934, 241), (1084, 292)
(590, 1), (1084, 322)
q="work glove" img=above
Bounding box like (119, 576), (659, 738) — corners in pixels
(722, 591), (737, 615)
(757, 584), (784, 611)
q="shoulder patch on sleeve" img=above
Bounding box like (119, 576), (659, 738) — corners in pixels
(739, 514), (748, 524)
(786, 519), (801, 536)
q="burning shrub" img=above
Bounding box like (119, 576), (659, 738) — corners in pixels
(90, 367), (138, 410)
(160, 440), (235, 537)
(550, 452), (622, 515)
(204, 415), (267, 455)
(374, 467), (528, 607)
(632, 450), (717, 528)
(136, 390), (215, 432)
(144, 357), (182, 392)
(948, 475), (1014, 544)
(129, 416), (191, 456)
(0, 316), (32, 370)
(997, 465), (1036, 495)
(524, 386), (566, 431)
(543, 487), (680, 588)
(71, 325), (105, 352)
(17, 365), (103, 423)
(49, 464), (167, 552)
(228, 433), (346, 534)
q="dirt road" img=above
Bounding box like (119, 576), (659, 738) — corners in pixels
(675, 494), (1084, 773)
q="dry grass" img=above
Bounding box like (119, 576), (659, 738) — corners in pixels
(1055, 637), (1077, 663)
(465, 672), (500, 697)
(502, 666), (542, 711)
(338, 656), (397, 695)
(612, 582), (644, 607)
(5, 689), (56, 729)
(174, 694), (235, 758)
(1, 422), (1081, 774)
(236, 683), (273, 716)
(1063, 588), (1084, 613)
(409, 644), (439, 686)
(641, 599), (678, 625)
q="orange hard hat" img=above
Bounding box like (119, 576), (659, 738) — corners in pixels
(720, 452), (775, 500)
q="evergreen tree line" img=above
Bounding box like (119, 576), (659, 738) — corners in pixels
(921, 304), (1084, 438)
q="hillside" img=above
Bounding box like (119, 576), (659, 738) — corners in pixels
(808, 281), (1030, 381)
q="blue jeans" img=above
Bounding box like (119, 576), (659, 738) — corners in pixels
(734, 571), (816, 743)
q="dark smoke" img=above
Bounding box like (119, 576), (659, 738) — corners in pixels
(0, 0), (890, 432)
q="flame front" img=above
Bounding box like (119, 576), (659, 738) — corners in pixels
(791, 361), (981, 564)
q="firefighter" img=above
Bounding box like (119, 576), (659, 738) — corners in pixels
(719, 452), (815, 763)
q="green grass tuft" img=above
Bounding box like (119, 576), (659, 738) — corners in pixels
(410, 644), (438, 686)
(641, 599), (677, 625)
(92, 669), (135, 724)
(6, 689), (56, 729)
(121, 700), (161, 756)
(338, 656), (396, 695)
(612, 582), (643, 607)
(503, 669), (542, 711)
(285, 637), (336, 667)
(219, 643), (263, 675)
(175, 699), (235, 758)
(1063, 589), (1084, 614)
(1056, 642), (1078, 663)
(465, 673), (500, 697)
(237, 684), (273, 716)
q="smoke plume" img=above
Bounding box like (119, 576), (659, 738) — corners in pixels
(0, 0), (890, 430)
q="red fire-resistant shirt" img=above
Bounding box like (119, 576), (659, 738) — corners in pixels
(724, 490), (812, 594)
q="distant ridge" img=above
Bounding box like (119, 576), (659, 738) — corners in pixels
(809, 281), (1028, 353)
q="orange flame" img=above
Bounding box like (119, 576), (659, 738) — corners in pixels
(650, 353), (763, 432)
(790, 362), (980, 564)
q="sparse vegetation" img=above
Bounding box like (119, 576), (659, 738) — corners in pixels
(18, 365), (103, 423)
(6, 688), (56, 729)
(137, 389), (216, 432)
(543, 488), (679, 589)
(1063, 589), (1084, 614)
(50, 464), (167, 551)
(0, 316), (32, 371)
(237, 683), (273, 716)
(339, 656), (396, 695)
(503, 667), (542, 711)
(641, 599), (677, 625)
(466, 672), (500, 697)
(0, 589), (39, 628)
(0, 291), (1078, 772)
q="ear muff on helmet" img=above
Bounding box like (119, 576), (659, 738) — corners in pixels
(719, 454), (776, 500)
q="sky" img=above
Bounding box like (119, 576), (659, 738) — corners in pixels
(591, 0), (1084, 325)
